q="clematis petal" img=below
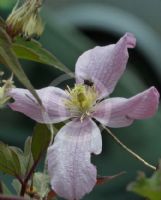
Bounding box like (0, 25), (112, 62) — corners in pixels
(75, 33), (136, 99)
(9, 87), (71, 123)
(93, 87), (159, 128)
(47, 118), (102, 200)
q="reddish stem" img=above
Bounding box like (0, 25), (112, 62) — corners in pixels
(0, 195), (26, 200)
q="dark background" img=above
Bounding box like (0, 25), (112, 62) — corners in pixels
(0, 0), (161, 199)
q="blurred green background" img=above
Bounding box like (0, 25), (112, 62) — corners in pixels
(1, 0), (161, 199)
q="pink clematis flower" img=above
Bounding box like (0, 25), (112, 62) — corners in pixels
(9, 33), (159, 200)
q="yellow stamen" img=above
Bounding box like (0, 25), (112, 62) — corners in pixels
(65, 84), (97, 120)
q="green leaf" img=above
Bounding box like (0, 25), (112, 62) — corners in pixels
(0, 138), (34, 178)
(0, 17), (5, 29)
(0, 27), (42, 105)
(0, 142), (21, 177)
(12, 37), (72, 75)
(33, 172), (50, 199)
(10, 142), (33, 177)
(10, 147), (26, 176)
(0, 0), (16, 9)
(127, 170), (161, 200)
(31, 124), (51, 162)
(0, 182), (12, 195)
(12, 179), (21, 195)
(23, 137), (34, 174)
(24, 137), (32, 156)
(9, 148), (21, 175)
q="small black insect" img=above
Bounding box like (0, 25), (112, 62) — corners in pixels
(84, 79), (94, 87)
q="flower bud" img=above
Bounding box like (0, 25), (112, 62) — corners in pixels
(6, 0), (44, 39)
(22, 13), (44, 39)
(0, 73), (14, 108)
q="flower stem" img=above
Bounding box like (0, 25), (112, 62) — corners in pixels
(102, 125), (156, 171)
(0, 195), (26, 200)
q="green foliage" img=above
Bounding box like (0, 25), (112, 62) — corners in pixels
(23, 137), (34, 175)
(127, 168), (161, 200)
(12, 172), (51, 199)
(0, 142), (21, 177)
(12, 37), (71, 75)
(0, 126), (51, 179)
(0, 27), (42, 105)
(0, 17), (5, 29)
(10, 137), (34, 177)
(0, 126), (52, 198)
(0, 181), (12, 195)
(0, 0), (16, 9)
(12, 179), (21, 195)
(0, 137), (35, 179)
(31, 124), (51, 162)
(33, 172), (50, 199)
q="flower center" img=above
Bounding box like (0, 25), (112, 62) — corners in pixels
(65, 84), (97, 120)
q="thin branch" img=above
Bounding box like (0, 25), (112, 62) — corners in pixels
(20, 157), (39, 196)
(0, 195), (26, 200)
(15, 175), (24, 185)
(102, 125), (156, 171)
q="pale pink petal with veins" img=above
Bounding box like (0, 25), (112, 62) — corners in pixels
(47, 118), (102, 200)
(9, 87), (71, 123)
(93, 87), (159, 128)
(75, 33), (136, 99)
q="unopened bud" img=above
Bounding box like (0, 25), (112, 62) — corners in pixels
(6, 0), (44, 39)
(0, 74), (14, 108)
(22, 13), (44, 39)
(0, 71), (4, 76)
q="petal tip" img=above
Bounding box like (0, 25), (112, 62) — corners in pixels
(149, 86), (160, 106)
(149, 86), (160, 97)
(143, 86), (160, 118)
(124, 32), (136, 48)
